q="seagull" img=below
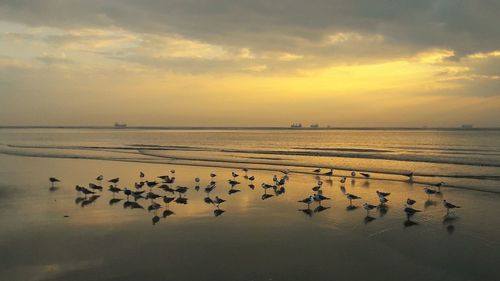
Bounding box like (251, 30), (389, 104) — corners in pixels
(248, 176), (255, 181)
(313, 192), (331, 204)
(351, 171), (356, 177)
(346, 193), (361, 205)
(135, 182), (145, 189)
(170, 169), (175, 174)
(323, 169), (334, 177)
(96, 175), (103, 181)
(175, 186), (188, 194)
(89, 183), (103, 191)
(213, 196), (226, 206)
(298, 195), (314, 207)
(152, 216), (160, 225)
(313, 168), (321, 174)
(108, 178), (119, 186)
(404, 206), (421, 219)
(228, 179), (240, 186)
(108, 186), (122, 194)
(406, 198), (416, 206)
(175, 196), (188, 204)
(148, 202), (161, 212)
(210, 173), (217, 179)
(81, 187), (95, 196)
(205, 183), (216, 193)
(140, 171), (145, 178)
(340, 177), (346, 184)
(49, 177), (60, 187)
(232, 172), (239, 179)
(75, 185), (84, 194)
(123, 188), (132, 199)
(146, 192), (162, 200)
(163, 196), (175, 204)
(159, 184), (175, 193)
(376, 190), (391, 198)
(363, 203), (377, 215)
(360, 172), (370, 178)
(146, 181), (158, 188)
(424, 187), (437, 199)
(443, 200), (460, 214)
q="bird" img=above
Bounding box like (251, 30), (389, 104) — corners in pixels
(313, 168), (321, 174)
(195, 177), (200, 183)
(351, 171), (356, 177)
(360, 172), (370, 178)
(340, 177), (346, 184)
(323, 169), (334, 177)
(404, 206), (421, 219)
(146, 192), (162, 200)
(232, 172), (239, 179)
(140, 171), (145, 178)
(108, 186), (121, 194)
(228, 180), (240, 186)
(175, 186), (188, 194)
(242, 168), (248, 174)
(163, 196), (175, 204)
(210, 173), (217, 179)
(49, 177), (60, 187)
(170, 169), (175, 174)
(81, 187), (95, 196)
(346, 193), (361, 205)
(152, 216), (160, 225)
(88, 183), (103, 191)
(205, 184), (216, 193)
(159, 184), (175, 193)
(75, 185), (84, 194)
(146, 181), (158, 188)
(312, 185), (322, 192)
(123, 188), (132, 199)
(406, 172), (414, 181)
(379, 196), (389, 205)
(376, 190), (391, 198)
(313, 192), (330, 204)
(443, 200), (460, 214)
(298, 195), (314, 207)
(108, 178), (119, 185)
(135, 182), (145, 189)
(406, 198), (416, 206)
(424, 187), (437, 199)
(363, 203), (377, 215)
(96, 175), (103, 181)
(435, 182), (445, 192)
(213, 196), (226, 206)
(248, 176), (255, 181)
(148, 202), (161, 212)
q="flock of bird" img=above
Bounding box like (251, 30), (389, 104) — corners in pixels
(48, 167), (461, 226)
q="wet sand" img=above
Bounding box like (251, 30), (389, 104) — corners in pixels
(1, 154), (499, 281)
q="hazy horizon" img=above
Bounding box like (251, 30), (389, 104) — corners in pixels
(1, 1), (500, 127)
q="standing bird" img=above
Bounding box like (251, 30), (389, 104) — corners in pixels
(424, 187), (437, 199)
(376, 190), (391, 198)
(406, 198), (416, 207)
(213, 196), (226, 207)
(232, 172), (239, 179)
(49, 177), (60, 187)
(108, 178), (119, 186)
(313, 168), (321, 174)
(170, 169), (176, 174)
(195, 177), (200, 183)
(404, 206), (421, 219)
(363, 203), (377, 216)
(443, 200), (460, 215)
(248, 176), (255, 181)
(346, 193), (361, 206)
(351, 171), (356, 177)
(360, 172), (370, 178)
(298, 195), (314, 207)
(323, 169), (334, 177)
(140, 171), (145, 178)
(210, 173), (217, 179)
(96, 175), (104, 182)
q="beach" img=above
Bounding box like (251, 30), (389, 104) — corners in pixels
(1, 141), (500, 281)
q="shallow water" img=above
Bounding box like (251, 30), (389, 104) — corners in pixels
(1, 153), (500, 281)
(1, 128), (500, 192)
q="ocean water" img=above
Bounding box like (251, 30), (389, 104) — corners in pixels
(1, 128), (499, 192)
(1, 128), (500, 281)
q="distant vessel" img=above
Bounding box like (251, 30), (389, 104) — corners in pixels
(114, 122), (127, 129)
(290, 123), (302, 128)
(310, 124), (319, 128)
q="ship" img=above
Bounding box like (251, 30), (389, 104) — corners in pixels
(114, 122), (127, 129)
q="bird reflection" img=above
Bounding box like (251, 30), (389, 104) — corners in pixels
(424, 200), (437, 209)
(75, 197), (85, 205)
(403, 220), (419, 228)
(378, 205), (389, 217)
(299, 208), (313, 217)
(214, 208), (225, 217)
(314, 205), (330, 213)
(123, 200), (144, 209)
(346, 205), (358, 211)
(163, 209), (175, 218)
(81, 195), (100, 207)
(109, 198), (123, 205)
(228, 188), (241, 195)
(152, 215), (160, 225)
(364, 216), (376, 224)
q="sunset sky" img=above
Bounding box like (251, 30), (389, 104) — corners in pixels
(1, 1), (499, 127)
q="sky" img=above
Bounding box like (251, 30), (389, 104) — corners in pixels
(0, 0), (499, 127)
